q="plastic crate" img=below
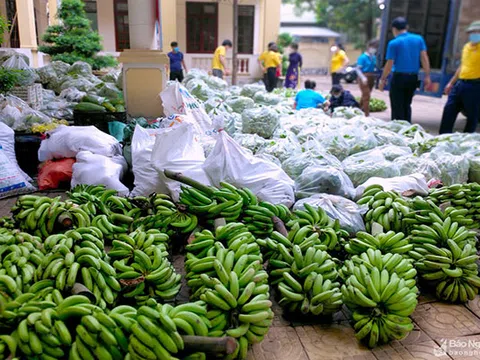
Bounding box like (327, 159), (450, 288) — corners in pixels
(14, 133), (43, 177)
(10, 84), (43, 110)
(73, 111), (127, 133)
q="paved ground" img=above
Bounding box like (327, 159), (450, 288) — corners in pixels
(2, 193), (480, 359)
(308, 76), (469, 135)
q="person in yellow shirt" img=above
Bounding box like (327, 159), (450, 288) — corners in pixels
(330, 44), (349, 86)
(212, 40), (233, 79)
(258, 43), (282, 92)
(439, 21), (480, 134)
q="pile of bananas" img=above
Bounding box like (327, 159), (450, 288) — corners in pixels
(403, 197), (474, 229)
(111, 231), (181, 304)
(12, 195), (92, 238)
(407, 210), (480, 302)
(128, 300), (209, 360)
(184, 223), (273, 359)
(345, 231), (412, 255)
(357, 185), (411, 233)
(91, 213), (135, 239)
(268, 243), (342, 315)
(428, 183), (480, 227)
(340, 249), (418, 348)
(0, 335), (15, 359)
(0, 239), (44, 293)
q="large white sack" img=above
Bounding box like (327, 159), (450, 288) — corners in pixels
(355, 173), (429, 199)
(38, 125), (122, 161)
(71, 151), (128, 195)
(0, 145), (35, 198)
(160, 81), (212, 135)
(0, 122), (31, 181)
(203, 131), (295, 207)
(130, 125), (169, 197)
(152, 124), (211, 201)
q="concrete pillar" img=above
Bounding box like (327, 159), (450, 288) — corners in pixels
(48, 0), (58, 25)
(97, 0), (116, 52)
(34, 0), (48, 45)
(16, 0), (39, 66)
(128, 0), (157, 50)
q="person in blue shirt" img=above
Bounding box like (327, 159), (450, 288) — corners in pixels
(294, 80), (328, 110)
(357, 39), (379, 116)
(168, 41), (187, 82)
(379, 17), (432, 122)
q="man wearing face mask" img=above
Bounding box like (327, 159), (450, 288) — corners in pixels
(168, 41), (187, 82)
(357, 39), (379, 116)
(379, 17), (432, 122)
(439, 21), (480, 134)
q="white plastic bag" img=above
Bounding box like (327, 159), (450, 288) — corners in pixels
(203, 131), (295, 207)
(130, 125), (169, 196)
(38, 125), (122, 161)
(151, 124), (211, 201)
(355, 173), (429, 199)
(71, 151), (128, 195)
(295, 165), (355, 200)
(0, 122), (31, 181)
(294, 194), (365, 234)
(160, 82), (212, 136)
(0, 145), (35, 198)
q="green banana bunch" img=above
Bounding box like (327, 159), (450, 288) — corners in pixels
(242, 204), (283, 238)
(146, 194), (199, 234)
(0, 241), (44, 292)
(69, 310), (128, 360)
(345, 231), (412, 255)
(403, 196), (474, 229)
(357, 185), (410, 233)
(412, 239), (480, 303)
(128, 299), (210, 360)
(340, 250), (417, 286)
(108, 229), (169, 259)
(268, 245), (341, 315)
(115, 246), (181, 304)
(0, 335), (16, 359)
(186, 223), (259, 260)
(428, 183), (480, 227)
(340, 250), (418, 348)
(91, 213), (134, 239)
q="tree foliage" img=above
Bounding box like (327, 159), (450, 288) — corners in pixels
(38, 0), (117, 70)
(0, 15), (9, 45)
(285, 0), (381, 47)
(277, 33), (294, 76)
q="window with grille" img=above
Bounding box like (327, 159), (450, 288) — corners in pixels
(238, 5), (254, 54)
(186, 2), (218, 54)
(114, 0), (130, 51)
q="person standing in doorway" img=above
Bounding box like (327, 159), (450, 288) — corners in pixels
(258, 43), (282, 92)
(285, 42), (303, 89)
(439, 21), (480, 134)
(357, 39), (379, 116)
(330, 44), (349, 86)
(379, 17), (432, 122)
(168, 41), (187, 82)
(212, 40), (233, 79)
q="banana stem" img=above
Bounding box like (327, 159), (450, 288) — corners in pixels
(181, 335), (237, 354)
(214, 218), (226, 230)
(272, 216), (288, 237)
(163, 169), (215, 196)
(71, 283), (96, 303)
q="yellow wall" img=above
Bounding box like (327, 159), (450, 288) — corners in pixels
(261, 0), (281, 52)
(161, 0), (176, 51)
(97, 0), (117, 52)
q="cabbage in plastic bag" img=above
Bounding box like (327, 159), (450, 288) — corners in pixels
(242, 107), (279, 139)
(394, 155), (441, 181)
(240, 83), (265, 98)
(253, 92), (282, 105)
(282, 147), (341, 178)
(60, 87), (87, 103)
(332, 106), (364, 119)
(228, 86), (242, 96)
(225, 96), (255, 114)
(257, 137), (302, 163)
(342, 150), (400, 187)
(204, 98), (232, 114)
(371, 127), (408, 147)
(102, 69), (120, 84)
(209, 109), (241, 135)
(185, 79), (216, 101)
(294, 194), (365, 234)
(2, 55), (40, 86)
(42, 89), (57, 103)
(205, 75), (228, 91)
(68, 61), (93, 76)
(232, 133), (268, 154)
(424, 151), (469, 185)
(184, 69), (209, 86)
(96, 82), (122, 102)
(60, 77), (95, 93)
(295, 165), (355, 200)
